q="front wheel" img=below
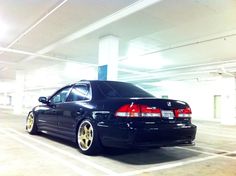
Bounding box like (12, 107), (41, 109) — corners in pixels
(77, 119), (102, 155)
(26, 112), (38, 134)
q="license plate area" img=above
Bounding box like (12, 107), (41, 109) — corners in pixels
(161, 110), (174, 119)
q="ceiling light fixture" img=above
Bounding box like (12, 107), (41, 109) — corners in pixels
(20, 0), (163, 62)
(121, 53), (170, 69)
(0, 67), (7, 72)
(0, 19), (8, 39)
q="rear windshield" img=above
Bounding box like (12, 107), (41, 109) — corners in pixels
(96, 81), (154, 98)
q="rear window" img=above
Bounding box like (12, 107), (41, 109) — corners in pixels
(96, 81), (154, 98)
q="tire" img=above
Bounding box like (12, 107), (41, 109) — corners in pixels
(26, 112), (38, 134)
(77, 119), (102, 155)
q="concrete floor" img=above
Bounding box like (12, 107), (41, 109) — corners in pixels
(0, 109), (236, 176)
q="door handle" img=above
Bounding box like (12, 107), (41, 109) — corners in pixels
(76, 111), (81, 115)
(76, 108), (84, 115)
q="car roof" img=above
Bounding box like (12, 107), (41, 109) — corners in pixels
(62, 80), (131, 88)
(78, 80), (128, 84)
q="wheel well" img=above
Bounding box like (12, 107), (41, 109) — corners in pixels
(75, 115), (94, 132)
(75, 117), (101, 144)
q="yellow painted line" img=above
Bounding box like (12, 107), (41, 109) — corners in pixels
(7, 128), (118, 176)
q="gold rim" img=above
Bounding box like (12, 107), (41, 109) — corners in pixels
(26, 114), (34, 132)
(78, 121), (93, 151)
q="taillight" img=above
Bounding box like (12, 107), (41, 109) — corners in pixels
(115, 104), (161, 118)
(115, 104), (140, 117)
(174, 108), (192, 118)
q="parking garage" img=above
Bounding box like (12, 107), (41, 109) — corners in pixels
(0, 0), (236, 176)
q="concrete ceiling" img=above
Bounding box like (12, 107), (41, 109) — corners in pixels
(0, 0), (236, 86)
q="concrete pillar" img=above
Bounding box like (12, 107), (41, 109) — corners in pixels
(3, 91), (8, 106)
(98, 35), (119, 81)
(14, 70), (25, 114)
(220, 77), (236, 125)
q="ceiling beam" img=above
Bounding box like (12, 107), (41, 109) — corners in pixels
(0, 46), (96, 67)
(119, 32), (236, 62)
(121, 59), (236, 82)
(0, 60), (16, 65)
(20, 0), (163, 62)
(141, 33), (236, 57)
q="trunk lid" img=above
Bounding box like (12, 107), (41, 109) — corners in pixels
(129, 97), (189, 110)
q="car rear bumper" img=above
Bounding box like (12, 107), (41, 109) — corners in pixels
(98, 122), (197, 148)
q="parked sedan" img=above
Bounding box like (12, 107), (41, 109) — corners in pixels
(26, 80), (197, 155)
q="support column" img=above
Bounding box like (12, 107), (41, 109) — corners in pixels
(13, 70), (25, 114)
(98, 35), (119, 81)
(220, 77), (236, 125)
(3, 91), (8, 106)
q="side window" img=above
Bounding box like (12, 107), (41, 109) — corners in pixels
(50, 87), (71, 104)
(67, 84), (90, 101)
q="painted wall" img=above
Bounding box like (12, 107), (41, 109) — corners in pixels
(148, 77), (236, 122)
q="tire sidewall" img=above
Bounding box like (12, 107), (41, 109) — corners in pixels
(26, 112), (38, 134)
(77, 118), (101, 155)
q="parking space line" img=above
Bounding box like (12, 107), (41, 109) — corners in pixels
(198, 127), (236, 132)
(117, 155), (218, 176)
(196, 124), (236, 130)
(6, 128), (118, 176)
(198, 131), (236, 139)
(195, 144), (231, 153)
(3, 127), (236, 176)
(0, 129), (91, 176)
(175, 146), (236, 160)
(175, 146), (221, 156)
(118, 149), (236, 176)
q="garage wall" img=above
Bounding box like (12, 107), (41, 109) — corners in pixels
(0, 64), (98, 112)
(150, 77), (236, 121)
(1, 75), (235, 123)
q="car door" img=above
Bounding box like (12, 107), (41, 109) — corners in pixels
(37, 86), (72, 135)
(57, 83), (91, 139)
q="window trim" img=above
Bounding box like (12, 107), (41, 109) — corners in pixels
(49, 86), (73, 104)
(65, 83), (92, 102)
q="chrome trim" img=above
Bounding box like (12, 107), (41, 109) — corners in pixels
(97, 122), (109, 128)
(92, 111), (110, 118)
(38, 119), (46, 123)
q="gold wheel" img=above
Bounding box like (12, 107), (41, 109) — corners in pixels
(26, 113), (34, 132)
(78, 120), (94, 151)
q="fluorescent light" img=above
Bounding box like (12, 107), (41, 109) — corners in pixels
(0, 67), (7, 71)
(64, 62), (96, 80)
(121, 53), (171, 69)
(0, 19), (8, 39)
(121, 41), (170, 69)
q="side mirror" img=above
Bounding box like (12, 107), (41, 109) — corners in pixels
(38, 96), (48, 104)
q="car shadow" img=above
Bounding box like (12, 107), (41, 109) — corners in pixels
(101, 147), (201, 165)
(37, 132), (77, 148)
(36, 133), (200, 165)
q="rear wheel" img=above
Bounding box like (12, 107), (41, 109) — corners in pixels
(26, 112), (38, 134)
(77, 119), (101, 155)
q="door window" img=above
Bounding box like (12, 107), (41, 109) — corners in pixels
(50, 87), (71, 104)
(67, 84), (90, 101)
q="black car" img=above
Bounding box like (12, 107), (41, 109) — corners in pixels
(26, 80), (197, 155)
